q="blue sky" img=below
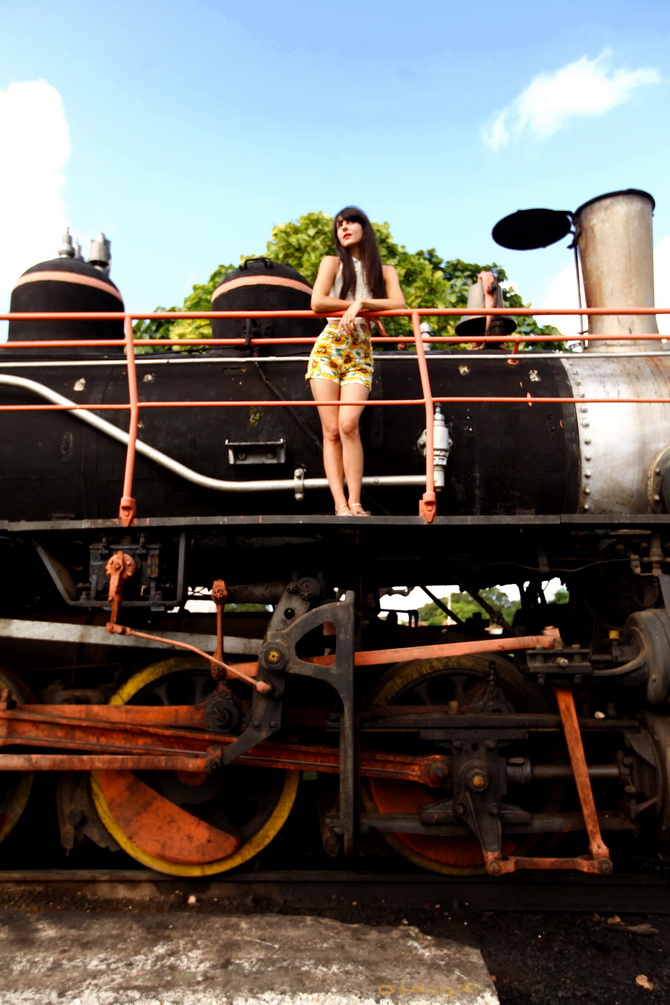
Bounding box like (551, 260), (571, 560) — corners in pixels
(1, 0), (669, 336)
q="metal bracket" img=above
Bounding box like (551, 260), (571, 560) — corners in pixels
(226, 440), (286, 466)
(220, 579), (358, 853)
(526, 646), (593, 686)
(419, 736), (510, 861)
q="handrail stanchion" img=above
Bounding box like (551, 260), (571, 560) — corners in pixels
(118, 313), (139, 526)
(410, 309), (437, 523)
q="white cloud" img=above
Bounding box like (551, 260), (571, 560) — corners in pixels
(654, 236), (670, 336)
(0, 80), (71, 314)
(539, 262), (582, 338)
(483, 50), (660, 151)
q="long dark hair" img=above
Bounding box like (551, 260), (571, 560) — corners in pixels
(333, 206), (386, 299)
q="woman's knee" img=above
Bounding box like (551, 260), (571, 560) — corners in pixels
(322, 423), (342, 444)
(339, 415), (361, 440)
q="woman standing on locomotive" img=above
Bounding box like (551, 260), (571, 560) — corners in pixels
(308, 207), (405, 516)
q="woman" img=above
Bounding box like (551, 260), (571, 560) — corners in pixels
(307, 207), (405, 516)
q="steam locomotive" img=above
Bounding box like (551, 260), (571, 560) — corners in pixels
(1, 189), (669, 878)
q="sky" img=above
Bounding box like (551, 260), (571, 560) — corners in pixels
(1, 0), (670, 339)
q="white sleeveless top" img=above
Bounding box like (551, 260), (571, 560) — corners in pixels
(327, 258), (374, 332)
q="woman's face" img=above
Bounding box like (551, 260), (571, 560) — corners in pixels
(336, 216), (364, 249)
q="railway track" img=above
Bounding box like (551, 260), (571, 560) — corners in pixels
(1, 868), (669, 914)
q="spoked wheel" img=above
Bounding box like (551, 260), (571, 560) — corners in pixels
(0, 667), (34, 844)
(364, 654), (551, 875)
(91, 657), (299, 876)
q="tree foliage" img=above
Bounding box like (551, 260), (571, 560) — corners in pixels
(418, 585), (569, 626)
(135, 211), (562, 350)
(419, 589), (521, 627)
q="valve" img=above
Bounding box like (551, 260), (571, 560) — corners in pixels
(105, 551), (137, 625)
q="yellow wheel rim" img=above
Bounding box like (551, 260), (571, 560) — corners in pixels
(92, 657), (299, 876)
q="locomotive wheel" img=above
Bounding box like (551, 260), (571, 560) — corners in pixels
(91, 657), (299, 876)
(0, 667), (34, 844)
(364, 654), (550, 875)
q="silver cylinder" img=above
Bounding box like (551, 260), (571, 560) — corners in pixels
(575, 189), (659, 352)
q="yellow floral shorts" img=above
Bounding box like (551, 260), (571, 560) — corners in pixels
(306, 324), (373, 389)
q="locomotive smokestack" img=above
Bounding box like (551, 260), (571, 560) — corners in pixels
(574, 189), (660, 352)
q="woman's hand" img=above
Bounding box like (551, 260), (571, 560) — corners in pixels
(339, 299), (363, 332)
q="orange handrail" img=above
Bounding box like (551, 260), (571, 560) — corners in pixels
(1, 305), (669, 525)
(119, 314), (139, 525)
(410, 310), (436, 521)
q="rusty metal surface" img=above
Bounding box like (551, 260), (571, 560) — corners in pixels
(95, 769), (239, 863)
(483, 688), (613, 877)
(0, 703), (450, 786)
(554, 688), (611, 866)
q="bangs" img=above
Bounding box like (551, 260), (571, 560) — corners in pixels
(335, 207), (366, 227)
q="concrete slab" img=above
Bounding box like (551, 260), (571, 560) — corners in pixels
(0, 910), (498, 1005)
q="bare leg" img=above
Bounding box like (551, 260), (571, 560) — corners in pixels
(310, 378), (348, 512)
(339, 382), (370, 509)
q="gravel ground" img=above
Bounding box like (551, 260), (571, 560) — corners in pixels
(0, 886), (667, 1004)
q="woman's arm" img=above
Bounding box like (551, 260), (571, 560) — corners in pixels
(338, 264), (406, 330)
(310, 256), (352, 313)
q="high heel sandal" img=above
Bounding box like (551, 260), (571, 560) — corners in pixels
(335, 504), (352, 516)
(349, 502), (370, 516)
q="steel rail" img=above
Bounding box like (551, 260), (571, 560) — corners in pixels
(4, 350), (670, 366)
(0, 868), (667, 913)
(3, 305), (669, 320)
(3, 377), (670, 412)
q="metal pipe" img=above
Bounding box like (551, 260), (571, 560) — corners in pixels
(0, 375), (426, 493)
(5, 349), (670, 368)
(531, 764), (620, 779)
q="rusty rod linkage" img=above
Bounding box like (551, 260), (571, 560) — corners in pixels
(482, 687), (613, 877)
(0, 702), (449, 786)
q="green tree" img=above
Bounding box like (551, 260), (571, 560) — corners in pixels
(419, 588), (521, 626)
(135, 212), (562, 349)
(133, 261), (235, 352)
